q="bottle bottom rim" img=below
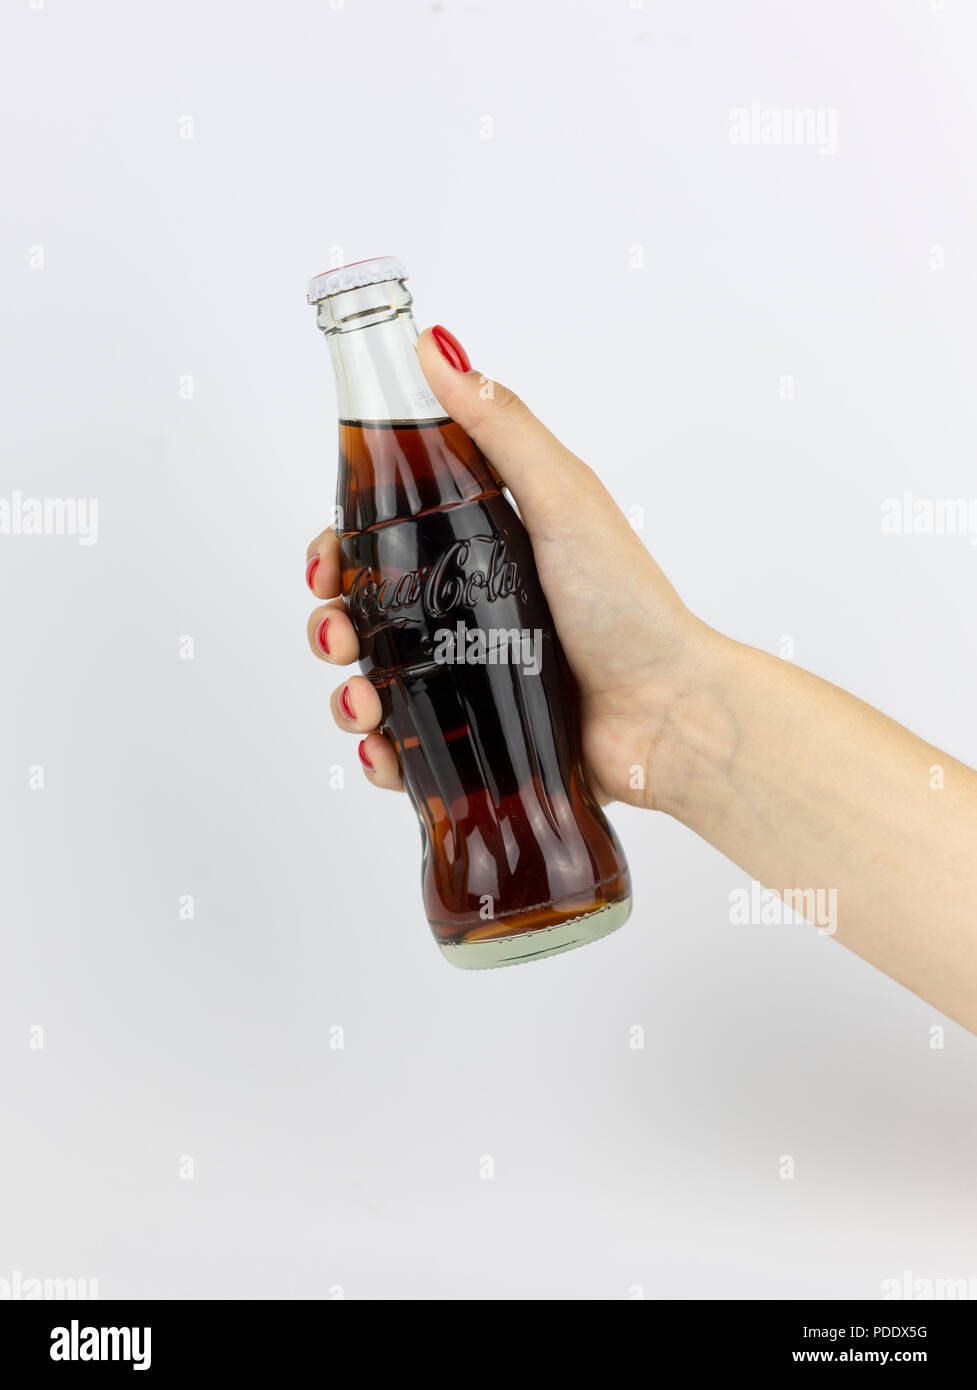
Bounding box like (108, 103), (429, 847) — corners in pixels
(438, 895), (632, 971)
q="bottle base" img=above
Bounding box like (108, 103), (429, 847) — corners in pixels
(438, 895), (632, 971)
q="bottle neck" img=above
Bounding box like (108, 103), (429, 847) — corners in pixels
(314, 278), (448, 423)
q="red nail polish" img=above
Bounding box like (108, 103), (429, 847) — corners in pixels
(358, 739), (374, 772)
(431, 325), (471, 373)
(315, 617), (330, 654)
(306, 554), (320, 590)
(339, 685), (355, 720)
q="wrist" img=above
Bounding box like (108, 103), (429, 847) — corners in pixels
(643, 622), (751, 829)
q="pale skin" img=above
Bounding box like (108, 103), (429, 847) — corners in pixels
(307, 327), (977, 1035)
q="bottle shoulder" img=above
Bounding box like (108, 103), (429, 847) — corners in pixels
(337, 419), (504, 531)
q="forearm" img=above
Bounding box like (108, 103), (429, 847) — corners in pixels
(655, 631), (977, 1032)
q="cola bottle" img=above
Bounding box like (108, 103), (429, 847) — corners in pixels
(308, 257), (631, 968)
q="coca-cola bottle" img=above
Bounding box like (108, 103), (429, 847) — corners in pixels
(308, 257), (631, 968)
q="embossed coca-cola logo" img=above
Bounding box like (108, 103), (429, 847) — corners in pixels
(348, 535), (526, 629)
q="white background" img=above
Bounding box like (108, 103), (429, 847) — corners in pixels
(2, 0), (976, 1299)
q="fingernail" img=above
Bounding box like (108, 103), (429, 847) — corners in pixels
(315, 617), (330, 655)
(431, 325), (471, 373)
(357, 739), (374, 772)
(306, 554), (320, 590)
(339, 685), (355, 720)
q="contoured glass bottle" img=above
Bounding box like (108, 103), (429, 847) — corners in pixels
(309, 257), (632, 968)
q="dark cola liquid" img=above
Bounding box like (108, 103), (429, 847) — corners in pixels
(338, 417), (631, 954)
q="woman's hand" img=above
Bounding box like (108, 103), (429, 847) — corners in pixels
(305, 324), (718, 810)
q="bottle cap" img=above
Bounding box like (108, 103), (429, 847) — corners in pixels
(307, 256), (408, 305)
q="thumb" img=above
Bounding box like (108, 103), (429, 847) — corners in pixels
(416, 325), (612, 535)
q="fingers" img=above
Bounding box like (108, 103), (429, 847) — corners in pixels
(357, 731), (404, 792)
(307, 599), (360, 666)
(306, 527), (403, 791)
(330, 674), (382, 734)
(305, 529), (360, 666)
(334, 679), (403, 791)
(416, 326), (651, 572)
(415, 326), (602, 527)
(306, 529), (342, 601)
